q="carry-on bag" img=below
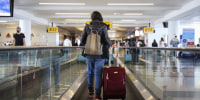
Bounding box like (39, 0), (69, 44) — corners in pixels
(77, 54), (86, 62)
(124, 54), (132, 63)
(103, 55), (126, 100)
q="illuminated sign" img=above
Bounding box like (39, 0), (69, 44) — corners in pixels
(48, 27), (58, 33)
(143, 27), (154, 33)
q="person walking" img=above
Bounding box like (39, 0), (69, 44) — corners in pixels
(130, 37), (139, 63)
(152, 39), (158, 47)
(160, 38), (165, 56)
(170, 36), (179, 56)
(63, 36), (72, 47)
(13, 26), (26, 46)
(170, 36), (179, 47)
(80, 11), (111, 100)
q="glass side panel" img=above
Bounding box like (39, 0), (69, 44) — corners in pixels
(119, 48), (200, 100)
(0, 48), (87, 100)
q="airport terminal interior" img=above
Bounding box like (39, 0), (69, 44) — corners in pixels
(1, 0), (200, 100)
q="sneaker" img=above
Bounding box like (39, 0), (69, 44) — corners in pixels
(95, 95), (102, 100)
(88, 92), (94, 99)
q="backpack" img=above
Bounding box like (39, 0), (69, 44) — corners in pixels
(84, 30), (103, 55)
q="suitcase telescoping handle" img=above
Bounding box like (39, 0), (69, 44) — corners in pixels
(109, 51), (111, 67)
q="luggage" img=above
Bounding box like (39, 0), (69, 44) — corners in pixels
(103, 67), (126, 100)
(77, 54), (85, 62)
(124, 54), (132, 63)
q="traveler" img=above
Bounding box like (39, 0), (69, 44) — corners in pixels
(160, 38), (165, 56)
(130, 37), (139, 63)
(152, 39), (158, 47)
(170, 36), (179, 47)
(80, 11), (111, 100)
(125, 41), (129, 54)
(63, 36), (72, 47)
(63, 36), (72, 61)
(170, 36), (179, 56)
(75, 36), (81, 46)
(112, 41), (116, 54)
(13, 26), (26, 46)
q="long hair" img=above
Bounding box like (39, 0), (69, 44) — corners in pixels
(91, 11), (103, 21)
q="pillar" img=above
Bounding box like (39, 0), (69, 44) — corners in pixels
(19, 19), (31, 46)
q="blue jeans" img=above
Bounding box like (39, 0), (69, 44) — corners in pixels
(86, 58), (105, 96)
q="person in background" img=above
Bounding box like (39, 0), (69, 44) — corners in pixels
(13, 26), (26, 46)
(152, 39), (158, 47)
(125, 41), (129, 54)
(160, 38), (165, 56)
(197, 44), (200, 47)
(75, 36), (81, 46)
(170, 36), (179, 47)
(63, 36), (72, 47)
(170, 36), (179, 57)
(130, 37), (139, 63)
(80, 11), (111, 100)
(112, 41), (116, 54)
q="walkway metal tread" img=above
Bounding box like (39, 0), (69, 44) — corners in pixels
(73, 81), (136, 100)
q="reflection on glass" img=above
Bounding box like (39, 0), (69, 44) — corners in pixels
(0, 48), (87, 100)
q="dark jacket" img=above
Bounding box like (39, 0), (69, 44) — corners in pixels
(80, 21), (111, 59)
(152, 42), (158, 47)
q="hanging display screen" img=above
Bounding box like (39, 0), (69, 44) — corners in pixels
(0, 0), (14, 17)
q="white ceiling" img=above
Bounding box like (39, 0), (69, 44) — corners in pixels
(8, 0), (197, 38)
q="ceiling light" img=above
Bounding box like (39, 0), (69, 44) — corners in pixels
(108, 30), (116, 33)
(112, 24), (119, 26)
(56, 13), (89, 15)
(123, 13), (143, 15)
(0, 21), (8, 23)
(107, 3), (154, 6)
(121, 20), (136, 21)
(65, 19), (90, 21)
(193, 22), (200, 24)
(39, 3), (85, 5)
(113, 13), (120, 15)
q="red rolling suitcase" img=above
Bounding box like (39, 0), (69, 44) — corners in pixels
(103, 67), (126, 100)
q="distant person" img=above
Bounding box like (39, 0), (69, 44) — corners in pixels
(130, 37), (139, 63)
(80, 11), (111, 100)
(152, 39), (158, 47)
(125, 41), (129, 54)
(75, 36), (81, 46)
(63, 36), (72, 47)
(112, 41), (116, 54)
(197, 44), (200, 47)
(160, 38), (165, 56)
(170, 36), (179, 56)
(63, 36), (72, 61)
(13, 27), (26, 46)
(160, 38), (165, 47)
(170, 36), (179, 47)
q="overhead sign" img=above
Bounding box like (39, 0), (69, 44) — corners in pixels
(143, 27), (154, 33)
(48, 27), (58, 33)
